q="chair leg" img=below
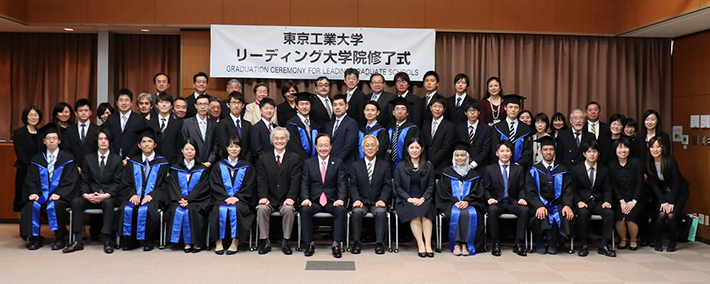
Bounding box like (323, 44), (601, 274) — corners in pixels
(205, 223), (210, 250)
(159, 210), (165, 249)
(68, 210), (73, 243)
(436, 214), (442, 253)
(296, 212), (302, 251)
(569, 236), (575, 254)
(395, 213), (399, 253)
(345, 212), (350, 252)
(387, 212), (392, 252)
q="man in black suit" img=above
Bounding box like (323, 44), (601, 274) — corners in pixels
(173, 97), (187, 120)
(570, 140), (616, 257)
(137, 93), (154, 121)
(585, 101), (611, 164)
(147, 92), (183, 165)
(455, 99), (491, 170)
(63, 129), (123, 254)
(490, 94), (533, 169)
(366, 73), (396, 128)
(185, 72), (209, 118)
(348, 134), (391, 255)
(421, 94), (457, 176)
(218, 92), (251, 162)
(61, 98), (99, 171)
(255, 127), (302, 255)
(300, 133), (347, 258)
(220, 79), (242, 120)
(344, 68), (367, 127)
(182, 94), (219, 167)
(102, 89), (147, 158)
(388, 97), (421, 174)
(251, 97), (277, 158)
(392, 72), (423, 127)
(556, 109), (595, 168)
(310, 76), (334, 128)
(483, 141), (529, 257)
(446, 73), (476, 125)
(286, 93), (319, 161)
(151, 73), (172, 107)
(421, 70), (441, 124)
(526, 136), (575, 255)
(324, 94), (359, 170)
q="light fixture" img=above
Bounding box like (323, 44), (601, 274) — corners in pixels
(64, 27), (74, 32)
(140, 29), (150, 32)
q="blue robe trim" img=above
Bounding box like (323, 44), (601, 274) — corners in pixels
(358, 127), (384, 159)
(494, 126), (530, 163)
(288, 122), (318, 158)
(388, 125), (415, 169)
(530, 166), (566, 237)
(169, 168), (205, 244)
(122, 158), (168, 239)
(29, 156), (73, 236)
(442, 171), (479, 254)
(217, 162), (250, 239)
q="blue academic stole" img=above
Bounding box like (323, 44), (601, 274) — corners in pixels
(494, 125), (530, 163)
(217, 162), (250, 239)
(288, 122), (318, 158)
(169, 167), (205, 244)
(442, 170), (479, 254)
(122, 158), (168, 240)
(530, 166), (566, 233)
(388, 125), (415, 169)
(29, 154), (73, 236)
(358, 126), (384, 159)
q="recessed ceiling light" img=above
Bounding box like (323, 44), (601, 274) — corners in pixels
(140, 29), (150, 32)
(64, 28), (74, 32)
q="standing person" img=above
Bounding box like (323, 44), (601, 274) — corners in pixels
(219, 92), (252, 162)
(208, 96), (222, 122)
(479, 77), (506, 126)
(251, 97), (277, 158)
(148, 92), (184, 165)
(137, 93), (154, 120)
(455, 99), (491, 170)
(151, 73), (172, 106)
(173, 97), (188, 120)
(165, 138), (211, 253)
(393, 72), (423, 126)
(531, 113), (551, 165)
(366, 73), (396, 128)
(421, 70), (441, 124)
(220, 79), (242, 120)
(50, 102), (74, 131)
(483, 140), (529, 257)
(20, 126), (78, 250)
(556, 109), (595, 168)
(550, 112), (568, 139)
(185, 72), (210, 118)
(388, 97), (421, 174)
(209, 136), (256, 255)
(422, 94), (457, 176)
(13, 106), (43, 212)
(324, 94), (359, 169)
(599, 113), (628, 167)
(518, 110), (532, 126)
(394, 137), (436, 257)
(244, 82), (278, 126)
(608, 138), (644, 251)
(490, 94), (533, 169)
(60, 98), (99, 173)
(102, 89), (147, 158)
(344, 68), (367, 127)
(647, 137), (689, 252)
(255, 127), (302, 255)
(585, 101), (610, 140)
(633, 110), (671, 164)
(181, 94), (219, 167)
(97, 102), (114, 125)
(277, 80), (299, 127)
(436, 142), (486, 256)
(358, 101), (389, 160)
(623, 118), (638, 143)
(299, 133), (348, 258)
(286, 93), (319, 160)
(310, 76), (335, 128)
(446, 73), (475, 125)
(64, 129), (123, 254)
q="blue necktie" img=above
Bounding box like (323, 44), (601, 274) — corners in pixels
(546, 165), (553, 187)
(502, 164), (509, 199)
(456, 97), (462, 113)
(236, 118), (242, 137)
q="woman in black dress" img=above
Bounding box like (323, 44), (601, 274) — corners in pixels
(394, 137), (436, 257)
(633, 110), (671, 163)
(436, 143), (485, 256)
(277, 80), (299, 127)
(646, 137), (689, 252)
(12, 106), (43, 212)
(608, 138), (645, 250)
(165, 138), (211, 253)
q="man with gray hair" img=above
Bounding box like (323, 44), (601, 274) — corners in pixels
(137, 93), (154, 120)
(347, 134), (391, 254)
(555, 109), (595, 168)
(221, 79), (243, 119)
(255, 126), (302, 255)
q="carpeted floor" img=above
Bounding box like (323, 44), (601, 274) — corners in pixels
(1, 224), (709, 283)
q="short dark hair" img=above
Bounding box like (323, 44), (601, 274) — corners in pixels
(193, 72), (208, 83)
(226, 135), (242, 148)
(174, 97), (186, 104)
(369, 73), (384, 82)
(178, 137), (202, 164)
(429, 94), (447, 109)
(581, 140), (601, 152)
(21, 105), (43, 126)
(394, 72), (410, 85)
(364, 100), (380, 111)
(153, 72), (171, 84)
(609, 113), (626, 126)
(116, 88), (133, 101)
(315, 76), (330, 84)
(518, 110), (532, 120)
(228, 92), (245, 104)
(52, 102), (75, 125)
(196, 94), (210, 102)
(260, 97), (276, 108)
(316, 133), (332, 145)
(75, 98), (92, 111)
(586, 101), (601, 111)
(533, 112), (550, 132)
(332, 94), (347, 104)
(496, 140), (514, 152)
(97, 102), (114, 117)
(281, 80), (298, 98)
(613, 137), (632, 153)
(624, 118), (638, 130)
(208, 96), (221, 104)
(344, 68), (359, 78)
(423, 70), (439, 82)
(454, 73), (469, 86)
(96, 128), (113, 146)
(157, 92), (174, 105)
(462, 99), (481, 112)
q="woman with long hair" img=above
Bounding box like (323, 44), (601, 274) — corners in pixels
(549, 112), (568, 139)
(479, 77), (505, 126)
(608, 138), (645, 251)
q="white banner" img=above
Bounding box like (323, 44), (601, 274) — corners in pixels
(210, 25), (435, 81)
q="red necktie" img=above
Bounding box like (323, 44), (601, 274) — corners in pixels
(276, 155), (281, 167)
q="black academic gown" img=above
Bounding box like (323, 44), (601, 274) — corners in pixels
(436, 166), (486, 253)
(357, 123), (390, 161)
(165, 163), (211, 247)
(525, 162), (575, 237)
(116, 155), (170, 241)
(208, 159), (256, 241)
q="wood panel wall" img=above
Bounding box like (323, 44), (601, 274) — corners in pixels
(0, 143), (18, 221)
(671, 30), (710, 240)
(0, 0), (27, 22)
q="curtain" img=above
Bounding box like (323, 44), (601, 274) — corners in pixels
(114, 34), (180, 101)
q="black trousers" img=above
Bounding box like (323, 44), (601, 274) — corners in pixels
(300, 202), (346, 243)
(577, 200), (614, 245)
(70, 196), (118, 235)
(117, 200), (160, 241)
(20, 199), (70, 239)
(488, 199), (529, 243)
(350, 204), (387, 243)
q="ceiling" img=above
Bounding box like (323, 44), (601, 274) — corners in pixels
(618, 7), (710, 38)
(0, 17), (181, 34)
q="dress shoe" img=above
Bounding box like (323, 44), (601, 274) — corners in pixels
(192, 247), (202, 253)
(28, 237), (43, 250)
(282, 243), (293, 255)
(426, 252), (434, 258)
(618, 239), (628, 250)
(654, 240), (663, 252)
(351, 241), (361, 254)
(578, 245), (589, 257)
(515, 243), (527, 256)
(453, 245), (462, 256)
(104, 242), (114, 254)
(51, 239), (66, 250)
(461, 245), (469, 256)
(62, 242), (84, 253)
(491, 243), (501, 256)
(629, 239), (639, 251)
(123, 239), (139, 251)
(143, 241), (154, 251)
(547, 244), (558, 255)
(183, 246), (193, 253)
(304, 244), (315, 256)
(258, 243), (271, 255)
(215, 249), (225, 255)
(418, 252), (426, 258)
(598, 244), (616, 257)
(332, 246), (342, 258)
(666, 241), (676, 252)
(375, 243), (385, 255)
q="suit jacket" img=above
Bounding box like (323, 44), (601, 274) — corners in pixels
(300, 156), (347, 203)
(286, 116), (318, 161)
(366, 91), (396, 128)
(256, 150), (302, 206)
(393, 161), (436, 200)
(632, 131), (671, 164)
(455, 121), (492, 168)
(569, 162), (613, 204)
(421, 91), (443, 123)
(22, 151), (78, 204)
(446, 95), (476, 125)
(648, 155), (689, 205)
(181, 115), (219, 163)
(310, 94), (334, 129)
(556, 128), (595, 169)
(324, 115), (359, 167)
(348, 158), (392, 205)
(184, 93), (203, 119)
(491, 120), (533, 169)
(251, 119), (276, 158)
(346, 88), (368, 127)
(13, 126), (40, 169)
(60, 122), (99, 169)
(421, 118), (457, 175)
(102, 111), (147, 158)
(80, 152), (123, 196)
(482, 162), (526, 202)
(148, 114), (184, 165)
(586, 121), (610, 140)
(220, 99), (231, 120)
(389, 92), (423, 127)
(525, 163), (574, 209)
(218, 115), (252, 162)
(243, 102), (278, 126)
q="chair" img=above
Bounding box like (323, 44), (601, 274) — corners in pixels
(296, 212), (345, 252)
(569, 214), (615, 253)
(253, 211), (283, 251)
(484, 213), (533, 252)
(345, 209), (396, 253)
(67, 208), (120, 245)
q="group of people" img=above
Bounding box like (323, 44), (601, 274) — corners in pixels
(13, 69), (689, 260)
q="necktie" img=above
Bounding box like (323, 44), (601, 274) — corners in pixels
(200, 120), (207, 140)
(425, 95), (432, 106)
(367, 161), (373, 183)
(268, 123), (273, 133)
(99, 155), (106, 176)
(546, 165), (553, 187)
(366, 125), (371, 133)
(431, 121), (437, 137)
(48, 153), (55, 180)
(456, 97), (462, 113)
(574, 132), (581, 147)
(325, 98), (332, 118)
(509, 121), (515, 140)
(304, 119), (311, 138)
(80, 124), (86, 141)
(236, 118), (242, 137)
(319, 161), (327, 206)
(469, 125), (475, 143)
(160, 118), (167, 133)
(121, 115), (127, 132)
(591, 123), (596, 135)
(276, 155), (281, 167)
(144, 158), (151, 177)
(333, 118), (340, 135)
(502, 164), (509, 198)
(589, 167), (595, 187)
(391, 125), (400, 163)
